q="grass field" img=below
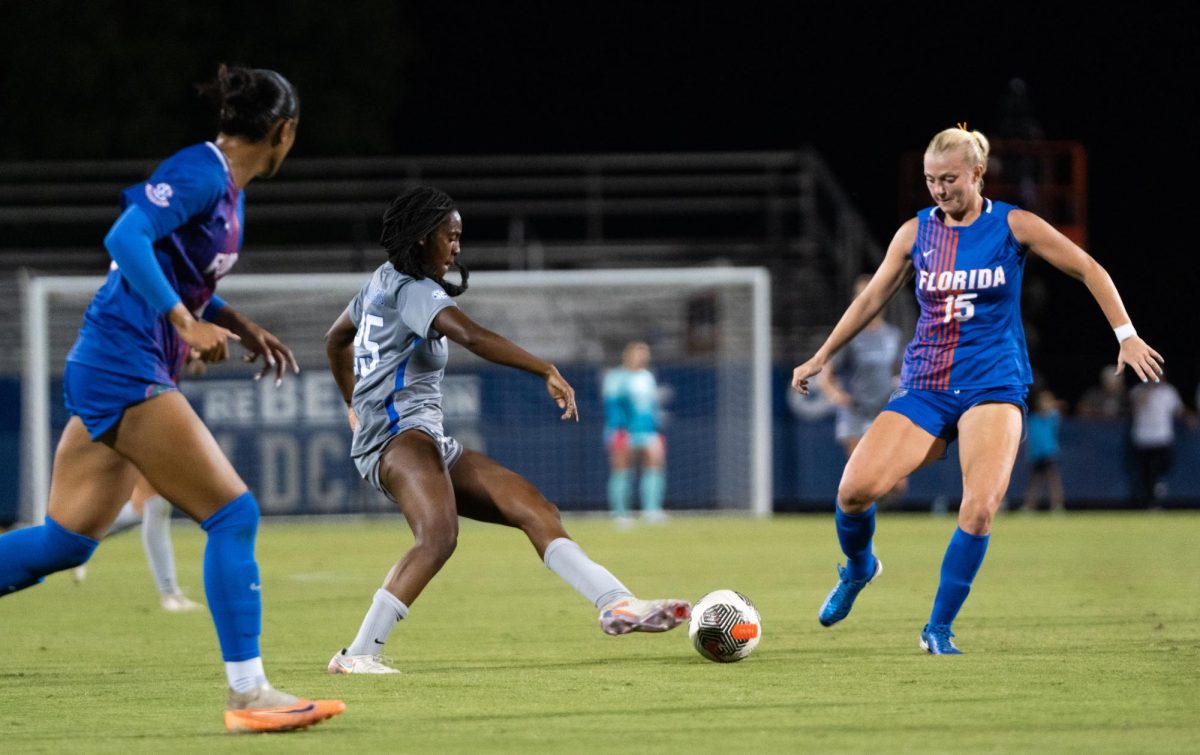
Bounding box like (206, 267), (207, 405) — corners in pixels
(3, 512), (1198, 753)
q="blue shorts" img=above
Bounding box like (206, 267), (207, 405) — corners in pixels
(63, 361), (178, 440)
(882, 385), (1028, 443)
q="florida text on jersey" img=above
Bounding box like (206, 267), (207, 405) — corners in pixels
(899, 198), (1033, 390)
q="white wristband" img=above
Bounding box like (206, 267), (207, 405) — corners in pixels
(1114, 323), (1137, 342)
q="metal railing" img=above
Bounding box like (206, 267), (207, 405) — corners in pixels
(0, 149), (887, 355)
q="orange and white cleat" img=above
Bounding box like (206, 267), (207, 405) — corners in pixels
(599, 597), (691, 636)
(224, 684), (345, 734)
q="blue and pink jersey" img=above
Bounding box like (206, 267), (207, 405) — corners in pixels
(899, 198), (1032, 390)
(67, 143), (243, 384)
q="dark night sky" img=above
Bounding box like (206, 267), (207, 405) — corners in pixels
(2, 1), (1197, 400)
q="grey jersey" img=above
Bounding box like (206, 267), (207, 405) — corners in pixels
(347, 263), (458, 462)
(833, 322), (903, 416)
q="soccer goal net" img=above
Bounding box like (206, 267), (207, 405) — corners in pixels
(22, 268), (771, 521)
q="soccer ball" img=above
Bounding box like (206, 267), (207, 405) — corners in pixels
(688, 590), (762, 663)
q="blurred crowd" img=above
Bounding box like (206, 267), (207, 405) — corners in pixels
(997, 365), (1194, 511)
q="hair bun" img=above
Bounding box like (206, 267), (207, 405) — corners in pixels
(197, 64), (299, 141)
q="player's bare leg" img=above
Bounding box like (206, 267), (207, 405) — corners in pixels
(838, 411), (946, 513)
(922, 402), (1022, 655)
(46, 419), (141, 585)
(956, 403), (1023, 537)
(330, 430), (456, 675)
(114, 392), (344, 730)
(451, 449), (690, 635)
(45, 419), (141, 540)
(110, 393), (246, 523)
(841, 433), (909, 506)
(450, 449), (568, 555)
(0, 417), (138, 590)
(376, 431), (460, 606)
(820, 411), (946, 626)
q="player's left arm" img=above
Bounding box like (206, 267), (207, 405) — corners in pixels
(205, 296), (300, 385)
(1009, 209), (1164, 383)
(434, 307), (578, 421)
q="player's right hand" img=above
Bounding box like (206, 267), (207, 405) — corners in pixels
(545, 366), (579, 422)
(171, 309), (239, 363)
(791, 357), (825, 395)
(1116, 336), (1164, 384)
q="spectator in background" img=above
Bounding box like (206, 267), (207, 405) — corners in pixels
(1077, 365), (1129, 419)
(1022, 389), (1065, 513)
(1129, 372), (1185, 506)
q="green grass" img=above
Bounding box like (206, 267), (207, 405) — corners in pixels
(3, 513), (1199, 753)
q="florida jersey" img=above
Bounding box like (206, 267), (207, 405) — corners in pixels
(67, 142), (243, 384)
(899, 198), (1032, 390)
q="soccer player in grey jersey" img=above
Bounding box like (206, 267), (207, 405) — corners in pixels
(820, 276), (904, 458)
(324, 188), (691, 674)
(819, 276), (909, 500)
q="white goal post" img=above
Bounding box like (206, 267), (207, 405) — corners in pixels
(22, 268), (772, 522)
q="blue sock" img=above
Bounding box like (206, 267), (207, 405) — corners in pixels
(640, 469), (665, 514)
(201, 492), (262, 662)
(835, 503), (877, 581)
(929, 527), (990, 627)
(608, 470), (631, 516)
(0, 516), (98, 595)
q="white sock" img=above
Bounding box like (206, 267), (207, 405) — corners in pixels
(543, 537), (633, 608)
(140, 495), (178, 595)
(107, 501), (142, 536)
(225, 657), (267, 693)
(346, 588), (409, 656)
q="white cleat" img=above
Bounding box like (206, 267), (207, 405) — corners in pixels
(613, 516), (636, 531)
(327, 649), (400, 675)
(160, 592), (204, 612)
(642, 510), (669, 525)
(599, 597), (691, 636)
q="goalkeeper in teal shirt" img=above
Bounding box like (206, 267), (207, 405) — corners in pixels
(603, 342), (666, 523)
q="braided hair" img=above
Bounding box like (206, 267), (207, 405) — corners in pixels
(380, 187), (469, 297)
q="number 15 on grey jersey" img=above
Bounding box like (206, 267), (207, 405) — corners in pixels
(346, 263), (458, 462)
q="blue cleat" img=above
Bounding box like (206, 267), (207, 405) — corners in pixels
(817, 558), (883, 627)
(920, 624), (962, 655)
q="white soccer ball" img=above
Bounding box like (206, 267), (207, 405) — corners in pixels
(688, 589), (762, 663)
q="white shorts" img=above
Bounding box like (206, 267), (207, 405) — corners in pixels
(354, 422), (465, 502)
(835, 408), (876, 444)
